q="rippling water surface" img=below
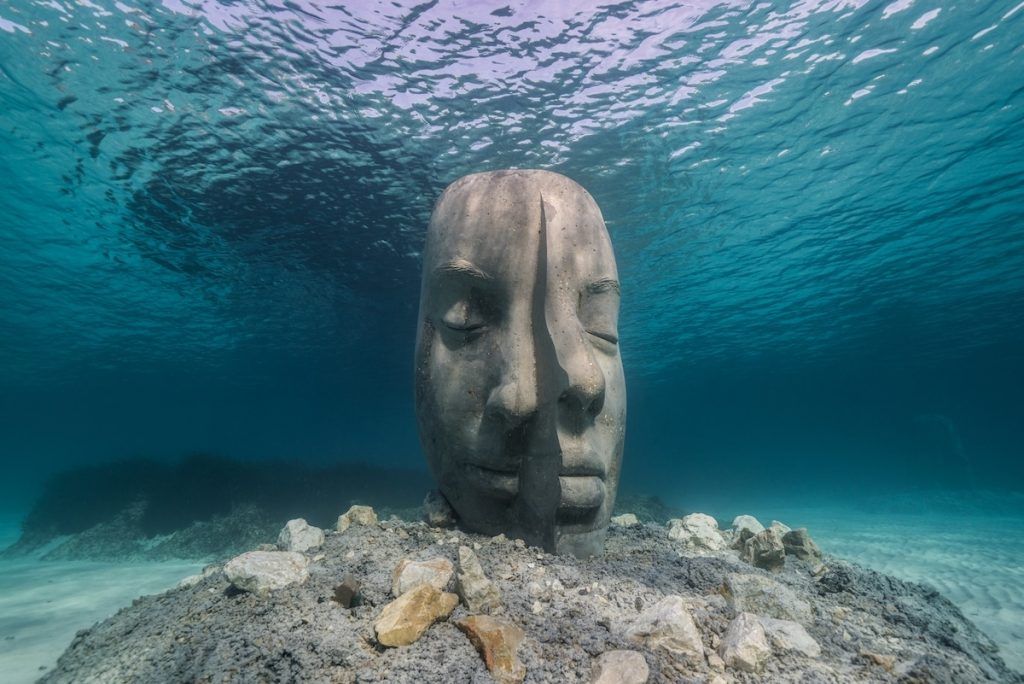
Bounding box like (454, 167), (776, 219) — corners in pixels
(2, 0), (1021, 385)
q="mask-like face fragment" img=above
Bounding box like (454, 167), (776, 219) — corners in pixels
(414, 169), (626, 557)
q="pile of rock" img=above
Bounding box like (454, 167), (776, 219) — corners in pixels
(41, 503), (1019, 684)
(372, 543), (524, 682)
(665, 512), (825, 576)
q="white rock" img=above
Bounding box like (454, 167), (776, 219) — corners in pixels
(731, 515), (765, 547)
(277, 518), (325, 553)
(723, 574), (812, 623)
(590, 649), (649, 684)
(610, 513), (640, 527)
(456, 545), (502, 612)
(759, 617), (821, 658)
(223, 551), (309, 597)
(392, 557), (454, 596)
(782, 528), (823, 562)
(336, 505), (378, 532)
(667, 513), (727, 553)
(624, 595), (705, 662)
(740, 527), (786, 572)
(769, 520), (792, 536)
(719, 612), (771, 673)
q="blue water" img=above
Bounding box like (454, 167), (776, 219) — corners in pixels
(1, 0), (1023, 678)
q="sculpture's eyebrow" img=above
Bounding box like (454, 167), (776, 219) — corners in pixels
(434, 259), (492, 282)
(586, 277), (620, 295)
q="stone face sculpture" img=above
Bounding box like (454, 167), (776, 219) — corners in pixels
(414, 169), (626, 557)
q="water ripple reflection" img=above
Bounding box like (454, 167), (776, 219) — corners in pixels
(0, 0), (1022, 383)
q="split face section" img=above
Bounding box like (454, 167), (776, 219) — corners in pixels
(415, 169), (626, 557)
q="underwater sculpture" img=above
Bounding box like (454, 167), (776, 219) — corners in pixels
(414, 169), (626, 557)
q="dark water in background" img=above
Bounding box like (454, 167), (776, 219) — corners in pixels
(1, 0), (1023, 515)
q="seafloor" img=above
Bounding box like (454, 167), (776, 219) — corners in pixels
(30, 508), (1022, 683)
(2, 491), (1022, 683)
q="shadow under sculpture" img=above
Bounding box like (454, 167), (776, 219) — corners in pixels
(415, 169), (626, 557)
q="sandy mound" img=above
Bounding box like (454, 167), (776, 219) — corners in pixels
(41, 514), (1019, 683)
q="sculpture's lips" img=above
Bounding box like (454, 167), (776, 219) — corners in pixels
(461, 444), (606, 508)
(558, 443), (607, 480)
(462, 462), (518, 500)
(558, 475), (605, 510)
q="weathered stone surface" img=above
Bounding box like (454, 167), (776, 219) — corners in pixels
(783, 528), (823, 562)
(719, 612), (771, 673)
(422, 490), (456, 528)
(730, 515), (765, 548)
(457, 615), (526, 683)
(667, 513), (727, 552)
(415, 170), (627, 558)
(223, 550), (309, 597)
(392, 557), (454, 596)
(276, 518), (324, 553)
(624, 595), (704, 662)
(373, 583), (458, 647)
(332, 573), (360, 608)
(740, 527), (786, 572)
(336, 505), (378, 532)
(590, 649), (649, 684)
(456, 545), (502, 612)
(759, 617), (821, 658)
(769, 520), (792, 536)
(723, 573), (813, 623)
(610, 513), (640, 527)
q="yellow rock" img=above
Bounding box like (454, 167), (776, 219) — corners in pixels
(456, 615), (526, 683)
(373, 584), (458, 647)
(336, 505), (378, 532)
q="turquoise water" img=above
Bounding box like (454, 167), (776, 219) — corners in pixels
(1, 0), (1023, 679)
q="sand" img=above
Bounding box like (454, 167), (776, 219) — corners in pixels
(0, 520), (200, 683)
(700, 501), (1024, 674)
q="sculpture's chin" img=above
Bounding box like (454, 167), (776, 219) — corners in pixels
(554, 525), (609, 558)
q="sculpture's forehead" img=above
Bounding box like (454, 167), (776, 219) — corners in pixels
(424, 170), (616, 281)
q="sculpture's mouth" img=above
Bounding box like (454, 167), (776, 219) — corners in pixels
(462, 462), (518, 500)
(460, 442), (608, 516)
(558, 475), (606, 512)
(557, 444), (607, 521)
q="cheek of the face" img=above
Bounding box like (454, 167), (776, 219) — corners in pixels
(592, 354), (627, 481)
(421, 326), (494, 464)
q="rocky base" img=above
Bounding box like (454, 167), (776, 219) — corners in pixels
(40, 511), (1018, 683)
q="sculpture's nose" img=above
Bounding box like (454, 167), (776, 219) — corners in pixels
(556, 331), (606, 425)
(485, 336), (539, 429)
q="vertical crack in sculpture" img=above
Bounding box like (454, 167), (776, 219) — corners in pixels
(416, 169), (625, 557)
(515, 196), (563, 552)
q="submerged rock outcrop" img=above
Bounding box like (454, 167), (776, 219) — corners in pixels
(39, 510), (1020, 683)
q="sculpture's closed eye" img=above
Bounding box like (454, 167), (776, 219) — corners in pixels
(441, 299), (486, 332)
(579, 284), (620, 351)
(587, 329), (619, 346)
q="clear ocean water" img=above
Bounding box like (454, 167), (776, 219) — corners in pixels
(1, 0), (1022, 680)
